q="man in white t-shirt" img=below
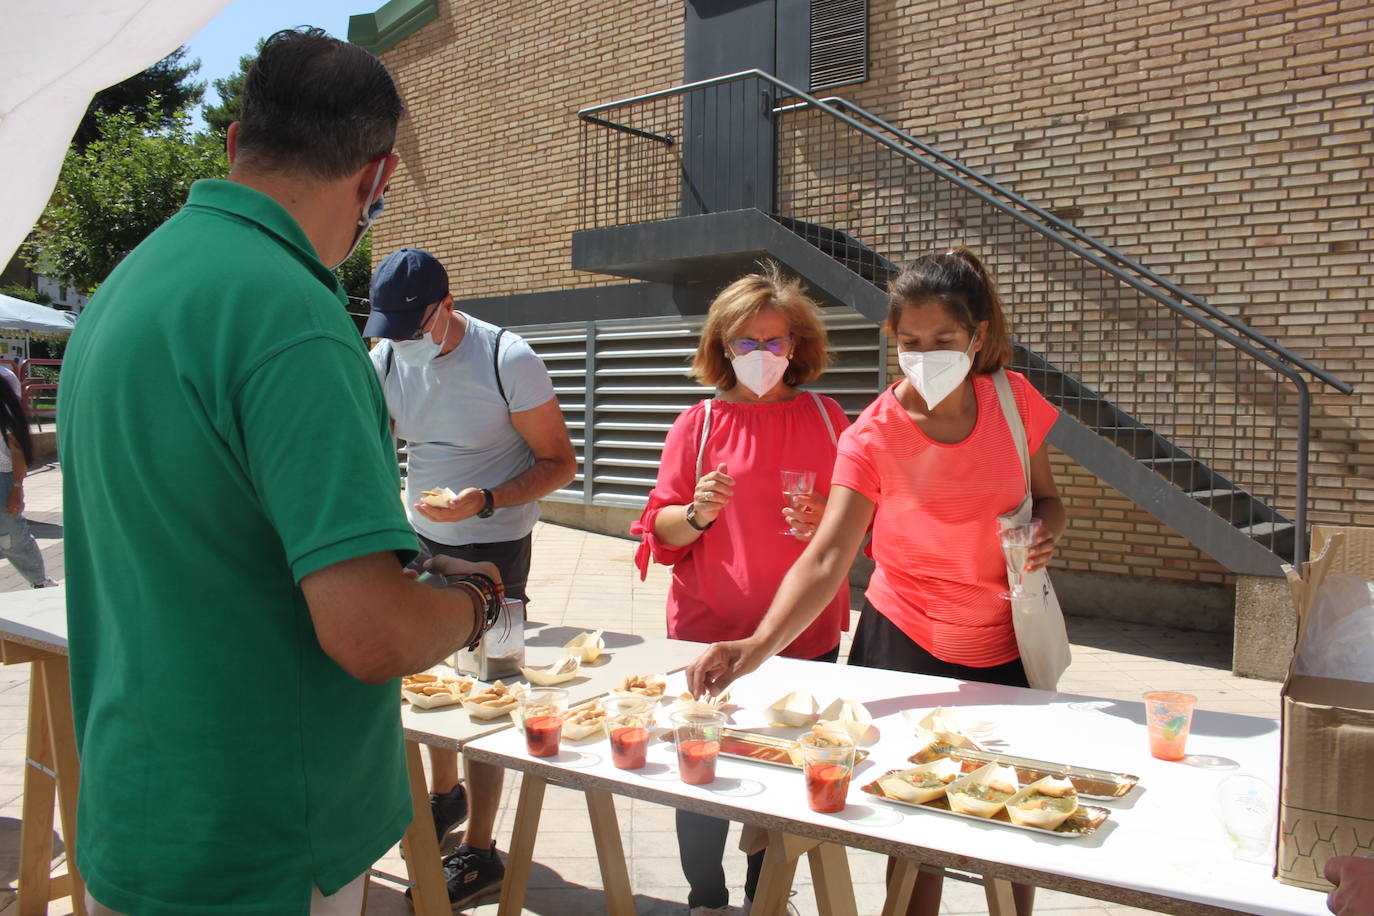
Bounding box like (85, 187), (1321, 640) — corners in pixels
(365, 248), (575, 908)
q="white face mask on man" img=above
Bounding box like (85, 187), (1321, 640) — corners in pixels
(392, 334), (441, 367)
(731, 349), (789, 397)
(330, 164), (387, 270)
(897, 335), (977, 409)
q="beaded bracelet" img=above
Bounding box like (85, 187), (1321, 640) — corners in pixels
(446, 572), (504, 651)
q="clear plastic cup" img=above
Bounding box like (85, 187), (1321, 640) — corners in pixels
(517, 687), (568, 758)
(602, 695), (656, 770)
(998, 518), (1043, 598)
(1143, 691), (1197, 761)
(672, 709), (725, 785)
(797, 732), (857, 813)
(1215, 773), (1277, 863)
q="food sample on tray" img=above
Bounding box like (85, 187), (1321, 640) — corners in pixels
(904, 706), (986, 761)
(664, 727), (873, 769)
(875, 758), (962, 804)
(563, 629), (605, 663)
(462, 680), (523, 719)
(521, 655), (581, 686)
(613, 673), (666, 698)
(945, 763), (1019, 818)
(766, 690), (819, 727)
(860, 773), (1112, 838)
(915, 745), (1139, 800)
(817, 696), (876, 744)
(1005, 776), (1080, 830)
(673, 691), (731, 714)
(420, 486), (458, 508)
(560, 701), (609, 740)
(401, 673), (476, 708)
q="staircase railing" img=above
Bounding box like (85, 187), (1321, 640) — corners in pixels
(577, 69), (1351, 566)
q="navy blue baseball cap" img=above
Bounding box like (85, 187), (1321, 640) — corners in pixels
(364, 248), (450, 339)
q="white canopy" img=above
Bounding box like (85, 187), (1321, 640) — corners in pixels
(0, 295), (79, 334)
(0, 0), (231, 268)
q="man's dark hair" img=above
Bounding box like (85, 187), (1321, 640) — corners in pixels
(236, 27), (404, 180)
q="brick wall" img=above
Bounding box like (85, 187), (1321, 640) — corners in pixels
(378, 0), (1371, 589)
(374, 0), (682, 296)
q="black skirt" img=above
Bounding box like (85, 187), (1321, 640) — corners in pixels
(847, 599), (1029, 689)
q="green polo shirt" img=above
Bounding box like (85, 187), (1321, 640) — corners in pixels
(58, 180), (418, 914)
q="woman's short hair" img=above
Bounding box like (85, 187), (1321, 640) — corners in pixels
(886, 247), (1013, 374)
(691, 263), (832, 390)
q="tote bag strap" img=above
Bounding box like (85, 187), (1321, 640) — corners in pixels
(695, 399), (713, 480)
(809, 390), (838, 446)
(992, 369), (1031, 498)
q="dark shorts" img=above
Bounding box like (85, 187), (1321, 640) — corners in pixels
(847, 599), (1029, 688)
(411, 532), (533, 604)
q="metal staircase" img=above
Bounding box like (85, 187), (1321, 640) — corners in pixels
(574, 70), (1352, 575)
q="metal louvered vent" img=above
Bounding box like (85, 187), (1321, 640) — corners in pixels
(810, 0), (868, 91)
(516, 310), (884, 509)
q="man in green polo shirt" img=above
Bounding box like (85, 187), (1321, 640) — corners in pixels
(58, 28), (500, 915)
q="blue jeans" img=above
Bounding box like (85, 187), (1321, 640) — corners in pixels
(0, 472), (48, 585)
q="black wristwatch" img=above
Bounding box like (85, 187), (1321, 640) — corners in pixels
(685, 503), (715, 531)
(477, 488), (495, 519)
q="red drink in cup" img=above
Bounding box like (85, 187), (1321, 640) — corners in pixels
(611, 726), (650, 769)
(602, 696), (656, 770)
(518, 687), (569, 759)
(525, 715), (563, 757)
(797, 732), (856, 813)
(671, 709), (726, 786)
(677, 739), (720, 784)
(805, 763), (851, 813)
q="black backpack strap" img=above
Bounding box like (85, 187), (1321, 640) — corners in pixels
(384, 341), (394, 381)
(493, 329), (508, 404)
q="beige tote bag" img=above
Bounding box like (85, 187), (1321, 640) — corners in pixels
(992, 369), (1071, 691)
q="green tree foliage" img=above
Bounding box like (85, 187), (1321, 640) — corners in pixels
(202, 40), (265, 140)
(25, 102), (228, 295)
(74, 47), (205, 148)
(335, 232), (374, 301)
(0, 284), (52, 306)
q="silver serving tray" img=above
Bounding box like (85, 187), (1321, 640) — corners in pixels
(912, 745), (1138, 800)
(861, 771), (1111, 839)
(662, 728), (870, 770)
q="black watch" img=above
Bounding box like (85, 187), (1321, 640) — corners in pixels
(685, 503), (715, 531)
(477, 488), (495, 518)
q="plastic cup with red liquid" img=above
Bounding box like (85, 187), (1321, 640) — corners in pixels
(517, 687), (569, 758)
(602, 695), (656, 770)
(797, 732), (857, 813)
(1143, 691), (1197, 761)
(671, 709), (726, 785)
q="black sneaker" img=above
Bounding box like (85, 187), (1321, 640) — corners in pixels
(430, 783), (469, 843)
(441, 842), (505, 908)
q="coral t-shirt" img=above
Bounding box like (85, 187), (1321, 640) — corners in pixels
(832, 371), (1060, 667)
(633, 393), (851, 660)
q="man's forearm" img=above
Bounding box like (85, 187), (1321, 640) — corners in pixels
(491, 456), (575, 508)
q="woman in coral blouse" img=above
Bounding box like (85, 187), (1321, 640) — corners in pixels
(633, 264), (850, 916)
(687, 248), (1065, 916)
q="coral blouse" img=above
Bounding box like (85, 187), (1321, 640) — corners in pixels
(832, 371), (1060, 667)
(633, 393), (851, 660)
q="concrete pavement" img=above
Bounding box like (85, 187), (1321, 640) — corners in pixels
(0, 461), (1282, 914)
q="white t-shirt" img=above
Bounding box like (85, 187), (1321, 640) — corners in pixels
(370, 313), (557, 545)
(0, 366), (20, 474)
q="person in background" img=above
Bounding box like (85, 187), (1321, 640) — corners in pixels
(366, 247), (576, 909)
(58, 29), (501, 916)
(1325, 856), (1374, 916)
(687, 248), (1066, 916)
(632, 264), (850, 916)
(0, 365), (55, 588)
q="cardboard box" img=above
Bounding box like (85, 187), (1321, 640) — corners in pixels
(1277, 528), (1374, 890)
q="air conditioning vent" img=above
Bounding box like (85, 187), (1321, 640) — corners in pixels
(810, 0), (868, 91)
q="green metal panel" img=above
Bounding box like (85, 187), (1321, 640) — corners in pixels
(348, 0), (437, 55)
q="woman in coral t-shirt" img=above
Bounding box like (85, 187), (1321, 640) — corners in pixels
(687, 248), (1065, 916)
(633, 264), (850, 915)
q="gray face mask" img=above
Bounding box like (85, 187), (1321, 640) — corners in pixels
(330, 166), (386, 270)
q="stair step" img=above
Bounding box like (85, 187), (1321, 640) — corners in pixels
(1185, 488), (1269, 525)
(1237, 521), (1294, 537)
(1093, 427), (1165, 459)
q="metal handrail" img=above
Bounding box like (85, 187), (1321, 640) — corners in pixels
(579, 68), (1350, 563)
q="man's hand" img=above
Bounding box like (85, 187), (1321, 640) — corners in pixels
(424, 554), (502, 589)
(686, 639), (763, 696)
(5, 485), (20, 516)
(1325, 855), (1374, 916)
(414, 487), (486, 523)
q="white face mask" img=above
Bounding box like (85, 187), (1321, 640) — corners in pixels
(392, 334), (441, 367)
(730, 349), (789, 397)
(898, 336), (976, 409)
